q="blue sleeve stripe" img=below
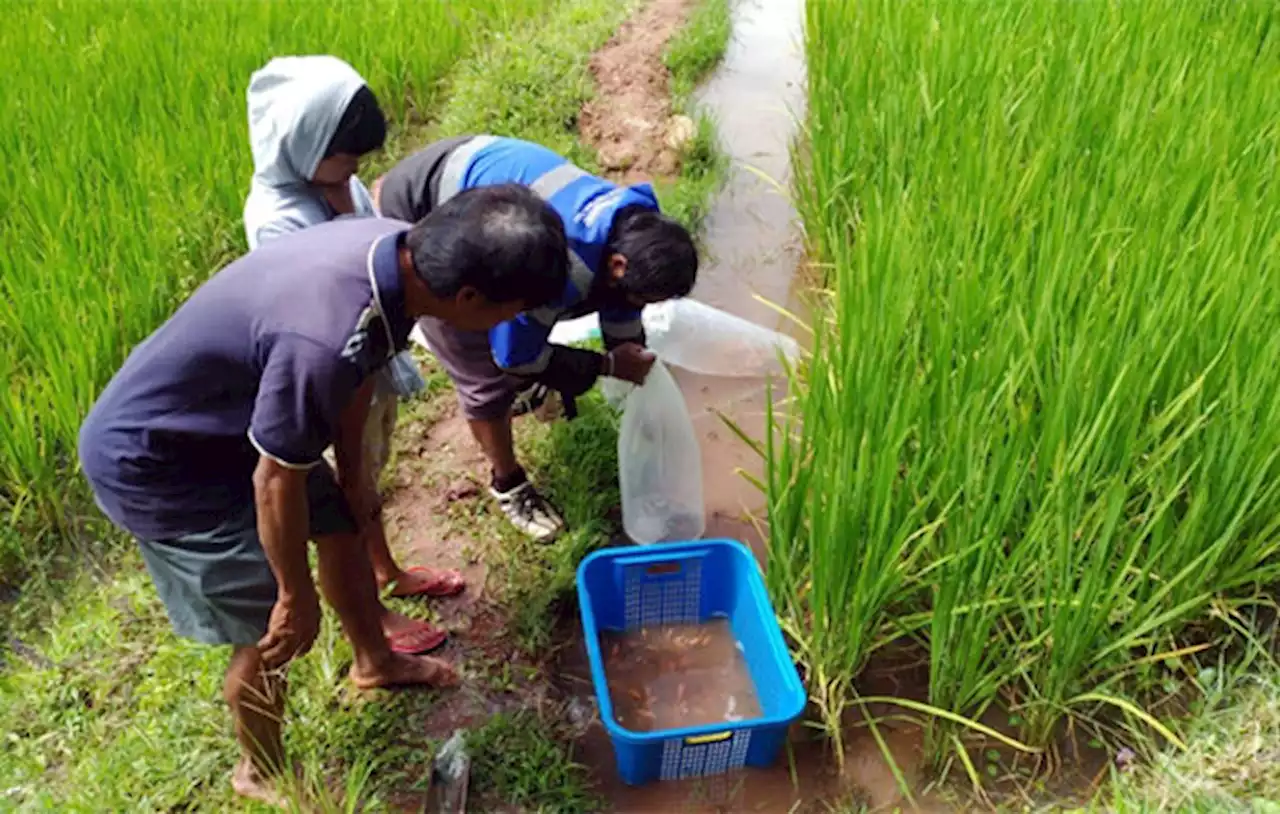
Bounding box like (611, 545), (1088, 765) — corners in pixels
(499, 344), (553, 375)
(436, 135), (499, 205)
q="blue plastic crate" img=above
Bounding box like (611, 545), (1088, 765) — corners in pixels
(576, 539), (806, 786)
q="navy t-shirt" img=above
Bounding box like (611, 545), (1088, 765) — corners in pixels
(78, 217), (415, 540)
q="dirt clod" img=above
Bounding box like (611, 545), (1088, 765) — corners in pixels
(664, 113), (697, 151)
(444, 479), (480, 503)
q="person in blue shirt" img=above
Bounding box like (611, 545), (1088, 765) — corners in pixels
(375, 135), (698, 541)
(78, 185), (568, 807)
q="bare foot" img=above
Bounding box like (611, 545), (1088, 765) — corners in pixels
(231, 758), (304, 810)
(349, 652), (460, 691)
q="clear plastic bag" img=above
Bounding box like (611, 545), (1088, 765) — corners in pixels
(617, 361), (706, 544)
(599, 377), (632, 409)
(547, 299), (800, 378)
(643, 299), (800, 378)
(547, 314), (601, 346)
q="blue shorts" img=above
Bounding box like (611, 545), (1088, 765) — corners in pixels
(137, 463), (356, 646)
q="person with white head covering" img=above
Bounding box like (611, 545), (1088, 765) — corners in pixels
(242, 55), (462, 657)
(244, 55), (383, 247)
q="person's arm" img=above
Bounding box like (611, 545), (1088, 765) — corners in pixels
(600, 304), (646, 352)
(489, 311), (594, 396)
(322, 184), (357, 219)
(376, 149), (438, 223)
(494, 314), (655, 399)
(599, 305), (654, 384)
(350, 177), (377, 218)
(250, 200), (333, 249)
(252, 456), (320, 668)
(248, 333), (357, 667)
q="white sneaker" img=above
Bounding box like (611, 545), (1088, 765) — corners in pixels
(490, 481), (565, 543)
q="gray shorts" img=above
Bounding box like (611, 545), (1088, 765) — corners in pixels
(415, 316), (521, 421)
(137, 464), (356, 647)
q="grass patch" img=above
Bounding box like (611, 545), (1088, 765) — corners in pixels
(505, 392), (622, 651)
(469, 710), (601, 812)
(783, 0), (1280, 771)
(1076, 639), (1280, 814)
(665, 0), (732, 107)
(654, 112), (727, 237)
(1, 557), (245, 810)
(0, 551), (453, 812)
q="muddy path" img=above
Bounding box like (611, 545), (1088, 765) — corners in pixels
(579, 0), (699, 180)
(380, 0), (949, 810)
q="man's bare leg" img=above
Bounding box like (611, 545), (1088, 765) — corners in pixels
(225, 645), (294, 807)
(363, 522), (465, 600)
(468, 415), (520, 481)
(315, 530), (458, 688)
(366, 531), (412, 594)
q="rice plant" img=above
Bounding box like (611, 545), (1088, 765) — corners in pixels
(780, 0), (1280, 762)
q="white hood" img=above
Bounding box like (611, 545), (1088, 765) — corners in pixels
(243, 55), (377, 249)
(248, 55), (366, 186)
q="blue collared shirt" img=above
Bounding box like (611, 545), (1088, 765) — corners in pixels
(440, 136), (653, 374)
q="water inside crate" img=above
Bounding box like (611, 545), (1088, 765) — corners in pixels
(601, 618), (763, 733)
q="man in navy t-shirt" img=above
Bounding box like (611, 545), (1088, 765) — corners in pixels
(78, 184), (567, 806)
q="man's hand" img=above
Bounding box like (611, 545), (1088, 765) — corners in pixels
(605, 342), (656, 384)
(253, 456), (318, 668)
(258, 587), (322, 669)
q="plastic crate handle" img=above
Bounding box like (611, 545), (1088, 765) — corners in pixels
(685, 731), (732, 745)
(613, 548), (710, 583)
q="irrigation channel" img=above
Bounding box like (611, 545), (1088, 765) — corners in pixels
(675, 0), (807, 551)
(557, 0), (948, 809)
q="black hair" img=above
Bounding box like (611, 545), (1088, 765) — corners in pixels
(405, 184), (568, 308)
(605, 204), (698, 301)
(324, 85), (386, 158)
